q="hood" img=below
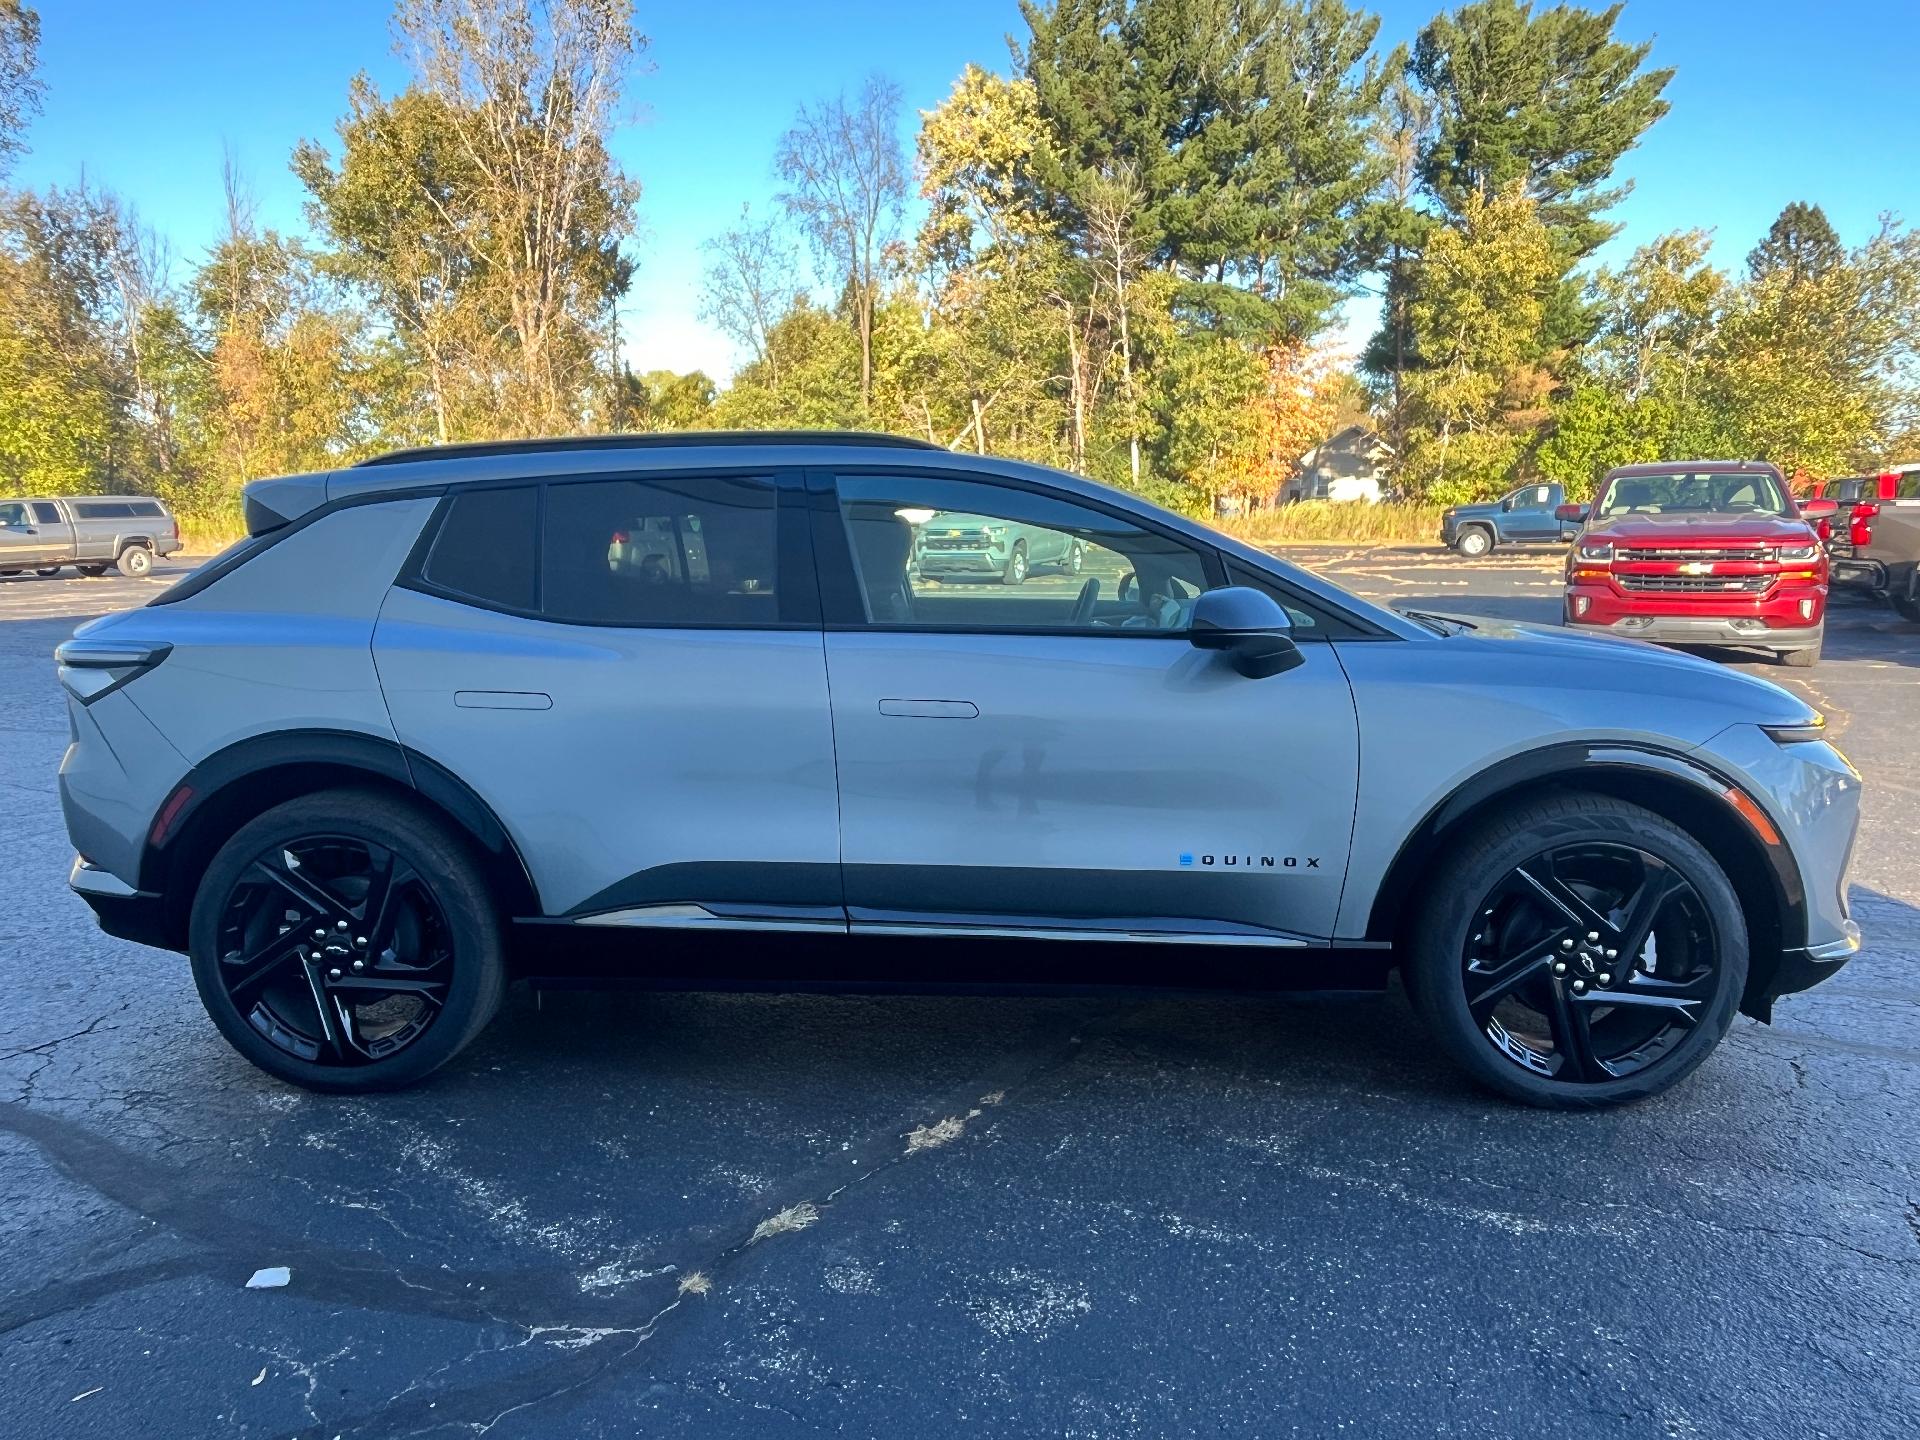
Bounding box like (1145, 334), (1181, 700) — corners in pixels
(1445, 499), (1502, 519)
(1404, 611), (1819, 728)
(1582, 512), (1815, 545)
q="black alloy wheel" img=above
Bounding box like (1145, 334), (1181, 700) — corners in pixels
(190, 791), (506, 1091)
(1407, 795), (1747, 1107)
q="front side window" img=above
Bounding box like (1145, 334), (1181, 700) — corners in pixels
(0, 502), (26, 527)
(542, 476), (777, 626)
(836, 474), (1210, 632)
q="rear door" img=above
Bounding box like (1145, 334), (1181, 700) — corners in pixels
(815, 469), (1360, 944)
(373, 470), (843, 926)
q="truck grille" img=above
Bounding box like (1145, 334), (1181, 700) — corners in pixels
(1615, 546), (1773, 563)
(1617, 574), (1775, 593)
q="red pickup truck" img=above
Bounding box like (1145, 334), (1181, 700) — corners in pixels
(1558, 461), (1837, 667)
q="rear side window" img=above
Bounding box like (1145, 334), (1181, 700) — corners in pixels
(77, 500), (136, 519)
(542, 476), (777, 626)
(31, 501), (60, 523)
(422, 487), (538, 611)
(1899, 474), (1920, 500)
(129, 500), (165, 517)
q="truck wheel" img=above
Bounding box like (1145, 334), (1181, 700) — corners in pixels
(1892, 594), (1920, 625)
(1453, 527), (1493, 558)
(1779, 639), (1821, 668)
(77, 564), (108, 577)
(1403, 793), (1746, 1108)
(116, 544), (154, 578)
(1001, 542), (1029, 585)
(36, 566), (61, 577)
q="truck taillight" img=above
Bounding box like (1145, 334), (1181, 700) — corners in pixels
(1851, 502), (1879, 549)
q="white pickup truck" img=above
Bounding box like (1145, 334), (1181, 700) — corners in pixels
(0, 495), (183, 578)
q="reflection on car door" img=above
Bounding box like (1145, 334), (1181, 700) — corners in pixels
(374, 472), (843, 925)
(817, 471), (1361, 944)
(0, 501), (57, 569)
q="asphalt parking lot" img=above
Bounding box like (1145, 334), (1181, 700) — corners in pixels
(2, 552), (1917, 1439)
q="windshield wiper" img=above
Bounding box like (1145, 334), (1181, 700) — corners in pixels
(1399, 608), (1477, 635)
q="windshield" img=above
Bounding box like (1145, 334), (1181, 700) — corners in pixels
(1596, 470), (1789, 518)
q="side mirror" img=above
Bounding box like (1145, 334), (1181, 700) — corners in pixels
(1500, 498), (1515, 511)
(1555, 503), (1589, 523)
(1189, 587), (1303, 679)
(1798, 497), (1839, 519)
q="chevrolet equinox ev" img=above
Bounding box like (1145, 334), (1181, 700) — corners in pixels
(56, 433), (1863, 1105)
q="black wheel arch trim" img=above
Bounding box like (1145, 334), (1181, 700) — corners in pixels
(138, 729), (541, 943)
(1367, 741), (1806, 1013)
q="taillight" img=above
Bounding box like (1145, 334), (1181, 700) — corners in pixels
(1816, 517), (1832, 542)
(611, 530), (629, 544)
(54, 637), (173, 703)
(1851, 503), (1879, 549)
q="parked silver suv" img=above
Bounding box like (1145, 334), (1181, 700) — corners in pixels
(56, 433), (1862, 1105)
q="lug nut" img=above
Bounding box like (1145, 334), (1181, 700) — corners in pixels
(1561, 939), (1575, 951)
(1586, 931), (1600, 943)
(336, 920), (350, 932)
(327, 967), (342, 980)
(1553, 962), (1568, 975)
(313, 928), (326, 940)
(1571, 979), (1587, 994)
(352, 958), (366, 972)
(355, 936), (368, 948)
(1605, 948), (1618, 959)
(1598, 972), (1613, 985)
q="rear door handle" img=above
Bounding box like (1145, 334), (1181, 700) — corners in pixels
(878, 698), (978, 720)
(455, 690), (552, 710)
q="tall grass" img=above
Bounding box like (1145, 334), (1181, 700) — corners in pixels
(1209, 500), (1446, 547)
(174, 510), (248, 554)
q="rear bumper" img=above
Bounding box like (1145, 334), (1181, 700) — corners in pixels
(69, 856), (175, 950)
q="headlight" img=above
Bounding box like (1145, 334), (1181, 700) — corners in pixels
(1777, 542), (1820, 562)
(984, 524), (1006, 537)
(1576, 541), (1613, 562)
(1762, 714), (1827, 744)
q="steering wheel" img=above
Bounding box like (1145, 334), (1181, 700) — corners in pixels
(1069, 576), (1100, 624)
(1117, 571), (1137, 605)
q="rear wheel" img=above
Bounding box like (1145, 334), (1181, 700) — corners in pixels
(36, 566), (61, 576)
(116, 544), (154, 578)
(1890, 593), (1920, 625)
(1453, 526), (1493, 558)
(77, 564), (108, 577)
(1403, 794), (1746, 1108)
(188, 791), (508, 1092)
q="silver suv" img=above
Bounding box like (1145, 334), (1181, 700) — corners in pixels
(56, 433), (1862, 1105)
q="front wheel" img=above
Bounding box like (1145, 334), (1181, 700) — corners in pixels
(1001, 542), (1029, 585)
(1893, 593), (1920, 625)
(1779, 638), (1821, 667)
(1453, 527), (1493, 558)
(189, 790), (508, 1092)
(116, 544), (154, 578)
(77, 564), (108, 577)
(1403, 794), (1746, 1108)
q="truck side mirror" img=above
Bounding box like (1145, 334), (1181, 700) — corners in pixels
(1798, 498), (1838, 519)
(1555, 503), (1589, 523)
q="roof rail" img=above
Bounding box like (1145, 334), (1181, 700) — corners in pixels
(355, 430), (945, 468)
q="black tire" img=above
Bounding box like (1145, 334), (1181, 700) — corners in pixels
(1002, 541), (1029, 585)
(1065, 541), (1084, 575)
(1889, 593), (1920, 625)
(1453, 526), (1493, 558)
(1402, 793), (1747, 1109)
(116, 544), (154, 578)
(1779, 639), (1821, 667)
(36, 566), (61, 577)
(77, 564), (108, 577)
(189, 790), (508, 1093)
(0, 569), (19, 576)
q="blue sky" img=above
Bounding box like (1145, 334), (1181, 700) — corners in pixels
(19, 1), (1920, 378)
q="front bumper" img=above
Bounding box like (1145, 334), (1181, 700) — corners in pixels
(1565, 578), (1827, 649)
(917, 549), (1005, 576)
(1567, 612), (1826, 649)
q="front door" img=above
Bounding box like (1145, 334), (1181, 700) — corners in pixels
(0, 501), (57, 568)
(817, 471), (1360, 943)
(374, 472), (842, 925)
(1504, 485), (1559, 541)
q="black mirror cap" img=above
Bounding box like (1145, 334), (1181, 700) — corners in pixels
(1189, 587), (1303, 678)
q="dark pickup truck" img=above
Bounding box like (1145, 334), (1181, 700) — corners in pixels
(0, 495), (182, 578)
(1439, 483), (1583, 557)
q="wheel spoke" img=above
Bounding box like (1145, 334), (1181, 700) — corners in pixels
(328, 975), (447, 1005)
(1513, 859), (1611, 937)
(1611, 863), (1684, 966)
(299, 958), (348, 1061)
(252, 851), (352, 927)
(1545, 979), (1600, 1081)
(223, 927), (309, 999)
(1465, 930), (1568, 1016)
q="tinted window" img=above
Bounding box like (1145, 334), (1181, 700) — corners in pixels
(0, 501), (25, 526)
(542, 476), (777, 626)
(129, 500), (165, 517)
(1898, 474), (1920, 500)
(837, 474), (1210, 632)
(31, 502), (60, 523)
(422, 486), (538, 611)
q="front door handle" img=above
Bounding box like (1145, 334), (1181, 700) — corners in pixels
(878, 698), (978, 720)
(455, 690), (552, 710)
